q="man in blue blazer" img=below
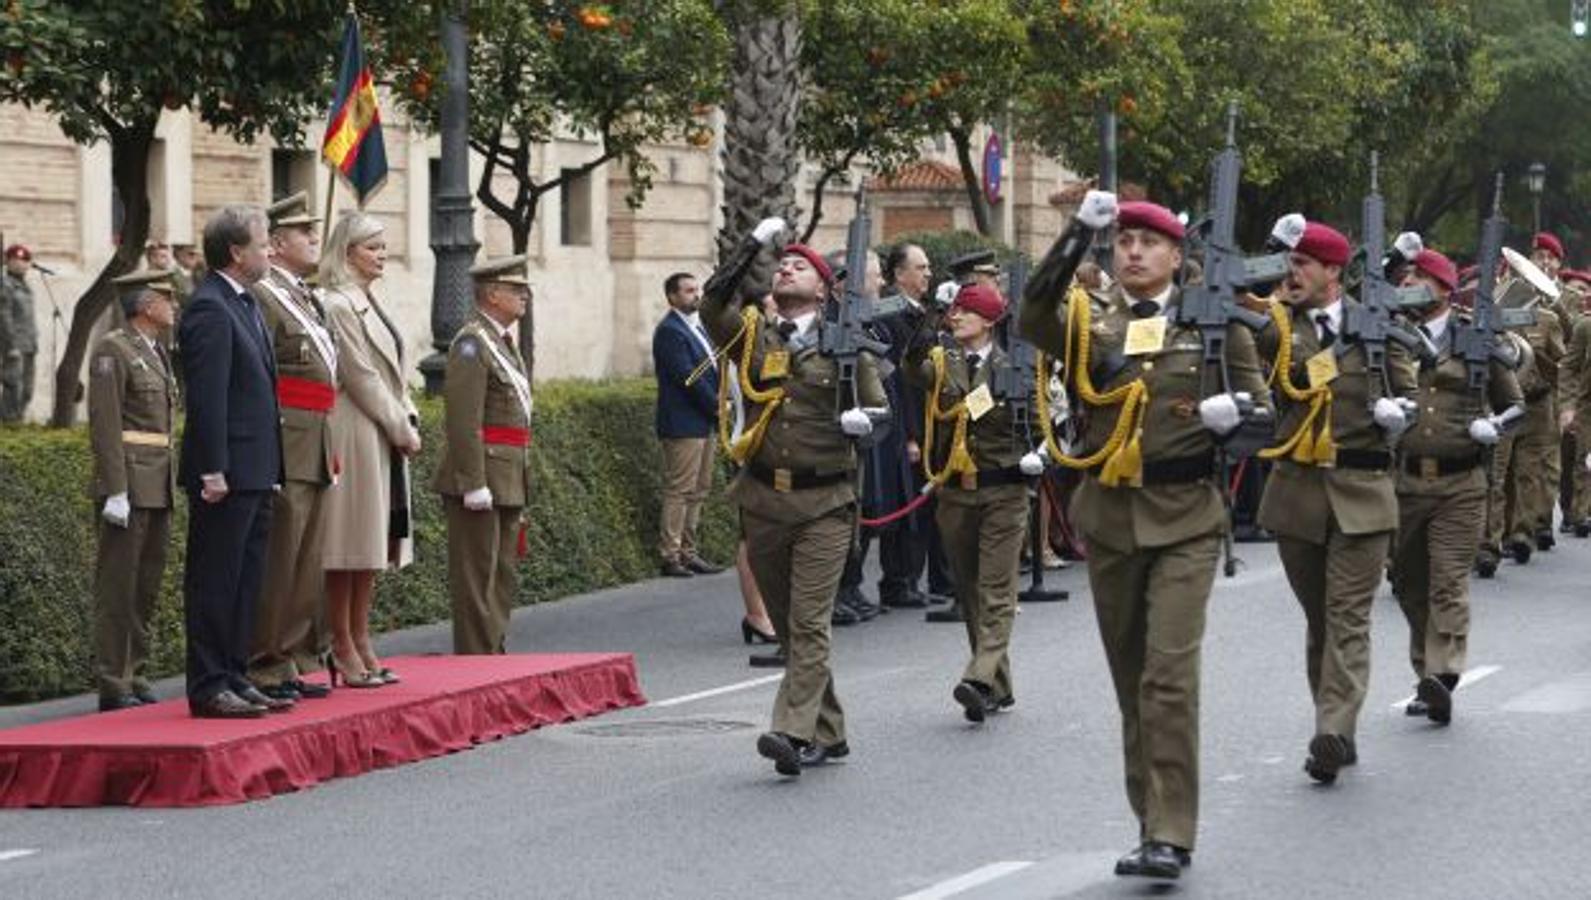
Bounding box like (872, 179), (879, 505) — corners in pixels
(177, 205), (287, 718)
(653, 272), (722, 577)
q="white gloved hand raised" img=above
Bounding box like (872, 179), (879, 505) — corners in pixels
(1393, 231), (1424, 260)
(1076, 190), (1119, 230)
(1019, 451), (1046, 477)
(1373, 397), (1409, 435)
(463, 486), (494, 511)
(1271, 213), (1306, 249)
(102, 492), (130, 528)
(1198, 391), (1248, 435)
(934, 279), (959, 308)
(839, 407), (873, 437)
(752, 217), (787, 246)
(1468, 417), (1501, 445)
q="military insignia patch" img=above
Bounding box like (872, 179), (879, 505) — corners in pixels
(1170, 396), (1199, 418)
(458, 337), (480, 359)
(93, 356), (115, 376)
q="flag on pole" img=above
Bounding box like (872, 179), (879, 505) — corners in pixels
(322, 8), (388, 206)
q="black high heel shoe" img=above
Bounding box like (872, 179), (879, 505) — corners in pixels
(741, 618), (777, 645)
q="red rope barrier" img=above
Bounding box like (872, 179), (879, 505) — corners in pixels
(858, 490), (934, 528)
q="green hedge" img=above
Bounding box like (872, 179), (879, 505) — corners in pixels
(0, 379), (738, 703)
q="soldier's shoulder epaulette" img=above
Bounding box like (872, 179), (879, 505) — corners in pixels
(1085, 287), (1113, 309)
(450, 325), (486, 361)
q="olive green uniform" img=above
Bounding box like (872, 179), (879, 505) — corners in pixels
(1509, 309), (1563, 542)
(433, 309), (534, 655)
(0, 269), (38, 422)
(88, 326), (176, 702)
(1562, 314), (1591, 526)
(701, 281), (888, 749)
(247, 266), (337, 686)
(1392, 313), (1522, 682)
(1021, 282), (1271, 853)
(903, 339), (1028, 703)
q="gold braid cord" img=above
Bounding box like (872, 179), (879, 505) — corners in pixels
(921, 346), (979, 488)
(1033, 285), (1148, 487)
(713, 306), (785, 463)
(1257, 302), (1336, 464)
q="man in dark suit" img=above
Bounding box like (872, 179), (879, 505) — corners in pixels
(178, 205), (288, 719)
(653, 272), (723, 577)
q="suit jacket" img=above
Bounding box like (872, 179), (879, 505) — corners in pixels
(177, 270), (283, 493)
(652, 310), (718, 439)
(432, 311), (534, 506)
(251, 266), (336, 486)
(87, 327), (175, 506)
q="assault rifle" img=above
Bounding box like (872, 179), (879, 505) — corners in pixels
(1451, 174), (1535, 396)
(820, 186), (889, 414)
(1342, 151), (1435, 395)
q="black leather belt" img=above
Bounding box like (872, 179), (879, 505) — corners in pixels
(1402, 453), (1483, 477)
(1090, 453), (1215, 485)
(944, 465), (1029, 491)
(1334, 448), (1392, 471)
(1524, 386), (1551, 403)
(746, 460), (851, 493)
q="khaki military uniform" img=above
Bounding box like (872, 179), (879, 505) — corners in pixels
(247, 265), (338, 686)
(1481, 333), (1534, 562)
(1510, 309), (1563, 542)
(1021, 283), (1271, 852)
(903, 340), (1028, 703)
(1256, 299), (1418, 742)
(88, 326), (176, 702)
(702, 290), (888, 749)
(1561, 314), (1591, 526)
(434, 309), (534, 655)
(1556, 292), (1588, 527)
(1393, 314), (1522, 682)
(0, 269), (37, 421)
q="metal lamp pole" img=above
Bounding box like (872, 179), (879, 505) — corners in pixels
(422, 0), (480, 395)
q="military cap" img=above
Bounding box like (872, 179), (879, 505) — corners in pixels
(782, 243), (834, 284)
(951, 283), (1006, 322)
(5, 244), (31, 262)
(1412, 249), (1458, 292)
(470, 254), (531, 286)
(1533, 232), (1565, 261)
(948, 249), (999, 277)
(267, 191), (320, 229)
(112, 269), (176, 316)
(1117, 201), (1186, 242)
(144, 239), (169, 251)
(1295, 221), (1351, 268)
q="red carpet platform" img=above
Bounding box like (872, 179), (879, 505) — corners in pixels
(0, 653), (644, 808)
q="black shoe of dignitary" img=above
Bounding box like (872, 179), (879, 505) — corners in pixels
(660, 558), (694, 578)
(1416, 676), (1454, 725)
(1575, 520), (1591, 538)
(1303, 733), (1352, 785)
(756, 731), (849, 776)
(925, 602), (964, 623)
(748, 648), (786, 668)
(99, 695), (143, 713)
(1536, 528), (1556, 552)
(236, 684), (295, 713)
(1508, 539), (1533, 565)
(288, 679), (331, 699)
(258, 682), (301, 702)
(190, 689), (269, 719)
(882, 588), (929, 610)
(1114, 841), (1190, 880)
(683, 553), (725, 575)
(133, 686), (158, 704)
(838, 586), (880, 622)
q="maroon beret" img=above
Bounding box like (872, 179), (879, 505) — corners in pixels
(4, 244), (30, 262)
(1295, 222), (1351, 268)
(951, 283), (1006, 323)
(1533, 232), (1565, 260)
(781, 243), (834, 285)
(1562, 269), (1591, 288)
(1116, 201), (1185, 242)
(1412, 249), (1458, 292)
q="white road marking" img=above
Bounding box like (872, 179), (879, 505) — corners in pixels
(897, 861), (1034, 900)
(0, 849), (39, 863)
(1390, 664), (1502, 710)
(652, 674), (783, 708)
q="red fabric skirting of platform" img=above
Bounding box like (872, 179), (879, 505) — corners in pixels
(0, 653), (644, 808)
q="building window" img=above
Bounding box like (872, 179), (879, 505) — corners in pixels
(271, 148), (316, 202)
(560, 168), (592, 246)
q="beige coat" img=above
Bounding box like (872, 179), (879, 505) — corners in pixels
(320, 283), (416, 570)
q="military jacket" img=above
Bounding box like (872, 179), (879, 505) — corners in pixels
(251, 266), (336, 485)
(1020, 283), (1272, 553)
(903, 339), (1027, 479)
(1562, 316), (1591, 418)
(0, 271), (36, 355)
(432, 311), (534, 506)
(1396, 313), (1524, 496)
(87, 327), (176, 507)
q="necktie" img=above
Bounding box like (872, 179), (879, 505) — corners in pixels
(503, 331), (515, 353)
(240, 292), (268, 346)
(1315, 313), (1336, 348)
(966, 353), (982, 379)
(776, 320), (798, 340)
(1130, 300), (1160, 319)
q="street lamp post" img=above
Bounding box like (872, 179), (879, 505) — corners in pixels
(1527, 162), (1547, 234)
(422, 0), (479, 396)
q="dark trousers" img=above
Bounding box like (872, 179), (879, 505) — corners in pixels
(184, 490), (273, 704)
(839, 520), (913, 602)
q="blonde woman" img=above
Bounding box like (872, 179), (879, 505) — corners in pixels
(318, 212), (421, 687)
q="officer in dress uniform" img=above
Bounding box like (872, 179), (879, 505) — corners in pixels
(1022, 194), (1272, 880)
(1491, 254), (1563, 565)
(433, 255), (534, 654)
(1254, 220), (1419, 784)
(699, 218), (889, 778)
(902, 283), (1044, 722)
(90, 271), (178, 710)
(1391, 249), (1524, 725)
(246, 192), (337, 700)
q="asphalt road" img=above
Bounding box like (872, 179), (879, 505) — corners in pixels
(3, 528), (1590, 899)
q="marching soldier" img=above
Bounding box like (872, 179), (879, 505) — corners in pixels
(1254, 221), (1419, 784)
(699, 218), (889, 778)
(1557, 269), (1591, 536)
(902, 283), (1044, 722)
(1022, 194), (1272, 879)
(434, 255), (534, 655)
(246, 192), (337, 700)
(1391, 249), (1524, 725)
(90, 271), (178, 710)
(1477, 330), (1537, 576)
(1495, 259), (1563, 564)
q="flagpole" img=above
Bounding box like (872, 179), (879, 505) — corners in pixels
(322, 166), (337, 245)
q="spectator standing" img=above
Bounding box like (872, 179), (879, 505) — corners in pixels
(652, 272), (727, 579)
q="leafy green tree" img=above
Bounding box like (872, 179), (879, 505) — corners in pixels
(0, 0), (350, 426)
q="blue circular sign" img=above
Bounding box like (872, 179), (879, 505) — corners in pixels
(982, 133), (1003, 205)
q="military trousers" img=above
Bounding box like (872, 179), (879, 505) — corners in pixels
(248, 479), (329, 685)
(742, 505), (851, 746)
(445, 498), (522, 654)
(0, 352), (34, 421)
(1559, 431), (1582, 525)
(1393, 488), (1484, 679)
(1086, 530), (1219, 852)
(936, 482), (1027, 700)
(658, 436), (715, 564)
(1576, 418), (1591, 523)
(94, 507), (171, 700)
(1483, 434), (1518, 555)
(1513, 402), (1558, 538)
(1276, 524), (1388, 738)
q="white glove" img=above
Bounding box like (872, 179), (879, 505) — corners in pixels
(1393, 231), (1424, 260)
(463, 486), (494, 511)
(1584, 451), (1591, 473)
(1019, 452), (1045, 476)
(1373, 397), (1409, 435)
(102, 493), (130, 528)
(1271, 213), (1306, 249)
(1076, 190), (1119, 230)
(934, 280), (959, 308)
(839, 407), (873, 437)
(752, 217), (787, 246)
(1468, 417), (1500, 446)
(1198, 391), (1247, 435)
